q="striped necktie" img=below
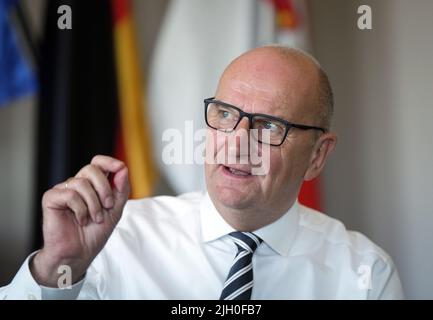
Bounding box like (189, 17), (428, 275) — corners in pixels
(219, 231), (263, 300)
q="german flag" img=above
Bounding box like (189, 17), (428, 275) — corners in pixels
(111, 0), (157, 198)
(34, 0), (157, 249)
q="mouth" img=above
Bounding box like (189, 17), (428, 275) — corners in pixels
(221, 165), (253, 178)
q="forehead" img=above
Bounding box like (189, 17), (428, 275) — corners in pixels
(216, 62), (318, 121)
(215, 49), (320, 118)
(217, 79), (287, 114)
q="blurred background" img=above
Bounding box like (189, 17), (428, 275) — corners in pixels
(0, 0), (432, 299)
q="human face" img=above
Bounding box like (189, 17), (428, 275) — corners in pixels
(205, 50), (321, 218)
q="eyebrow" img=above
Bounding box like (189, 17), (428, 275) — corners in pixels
(208, 97), (327, 133)
(212, 98), (293, 123)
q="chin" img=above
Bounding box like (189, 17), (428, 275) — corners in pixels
(213, 186), (256, 210)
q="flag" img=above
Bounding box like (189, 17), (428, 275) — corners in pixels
(0, 0), (37, 107)
(149, 0), (255, 194)
(34, 0), (157, 249)
(34, 0), (120, 249)
(266, 0), (313, 51)
(265, 0), (322, 211)
(111, 0), (157, 198)
(150, 0), (322, 211)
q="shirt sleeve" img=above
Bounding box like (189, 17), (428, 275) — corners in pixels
(369, 255), (405, 300)
(0, 252), (85, 300)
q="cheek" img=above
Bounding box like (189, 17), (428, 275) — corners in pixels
(264, 145), (301, 184)
(205, 129), (228, 169)
(205, 130), (222, 158)
(277, 142), (313, 181)
(272, 151), (286, 174)
(261, 148), (285, 180)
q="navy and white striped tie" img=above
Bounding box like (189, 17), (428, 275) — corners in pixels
(220, 232), (263, 300)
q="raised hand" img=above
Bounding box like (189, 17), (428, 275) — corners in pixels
(31, 155), (130, 287)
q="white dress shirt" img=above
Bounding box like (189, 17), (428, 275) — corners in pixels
(0, 191), (404, 299)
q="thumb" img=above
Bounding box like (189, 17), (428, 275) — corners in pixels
(111, 166), (130, 221)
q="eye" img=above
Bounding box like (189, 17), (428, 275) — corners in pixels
(255, 119), (280, 132)
(218, 107), (236, 120)
(262, 121), (277, 130)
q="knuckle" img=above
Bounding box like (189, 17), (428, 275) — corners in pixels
(91, 155), (102, 164)
(88, 164), (101, 176)
(41, 189), (54, 205)
(72, 177), (89, 189)
(86, 163), (96, 172)
(77, 164), (95, 177)
(75, 168), (84, 179)
(53, 182), (64, 190)
(64, 188), (80, 202)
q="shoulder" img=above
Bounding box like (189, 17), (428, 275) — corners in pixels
(295, 204), (392, 265)
(293, 204), (404, 299)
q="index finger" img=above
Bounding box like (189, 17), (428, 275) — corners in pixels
(90, 155), (125, 174)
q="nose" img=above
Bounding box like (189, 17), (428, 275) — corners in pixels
(236, 116), (250, 131)
(227, 117), (250, 161)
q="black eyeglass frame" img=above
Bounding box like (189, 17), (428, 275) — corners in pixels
(204, 97), (327, 146)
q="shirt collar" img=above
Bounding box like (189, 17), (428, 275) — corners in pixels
(200, 192), (299, 256)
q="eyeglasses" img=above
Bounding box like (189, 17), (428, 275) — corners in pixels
(204, 97), (326, 146)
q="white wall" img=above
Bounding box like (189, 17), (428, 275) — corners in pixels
(311, 0), (433, 299)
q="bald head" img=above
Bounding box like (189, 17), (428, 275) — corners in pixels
(217, 46), (334, 130)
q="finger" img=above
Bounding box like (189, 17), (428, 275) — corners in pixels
(53, 177), (73, 190)
(66, 178), (104, 224)
(90, 155), (125, 175)
(110, 166), (130, 224)
(76, 164), (114, 210)
(42, 188), (89, 226)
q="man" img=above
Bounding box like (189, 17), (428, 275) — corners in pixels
(0, 46), (404, 299)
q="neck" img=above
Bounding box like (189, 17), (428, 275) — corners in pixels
(212, 197), (297, 232)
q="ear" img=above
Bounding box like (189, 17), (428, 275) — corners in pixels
(304, 132), (337, 181)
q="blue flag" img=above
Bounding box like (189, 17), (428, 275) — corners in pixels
(0, 0), (37, 107)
